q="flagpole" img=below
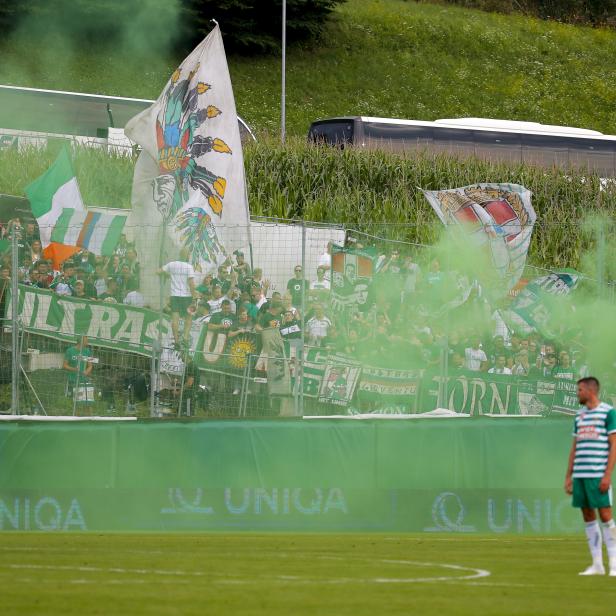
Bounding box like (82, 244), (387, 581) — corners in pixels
(281, 0), (286, 143)
(10, 222), (21, 414)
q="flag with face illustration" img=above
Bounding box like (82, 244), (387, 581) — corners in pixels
(330, 244), (376, 313)
(125, 24), (249, 305)
(422, 183), (536, 290)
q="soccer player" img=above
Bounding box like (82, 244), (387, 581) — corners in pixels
(564, 377), (616, 576)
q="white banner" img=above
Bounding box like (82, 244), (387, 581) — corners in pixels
(125, 24), (250, 305)
(422, 183), (536, 289)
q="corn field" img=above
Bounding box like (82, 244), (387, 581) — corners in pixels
(1, 137), (615, 273)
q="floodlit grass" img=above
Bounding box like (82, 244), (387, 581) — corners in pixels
(1, 1), (616, 137)
(2, 533), (614, 616)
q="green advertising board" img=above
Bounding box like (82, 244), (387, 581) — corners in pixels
(0, 418), (581, 534)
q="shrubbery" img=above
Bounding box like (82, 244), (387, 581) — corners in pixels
(427, 0), (616, 26)
(0, 0), (345, 54)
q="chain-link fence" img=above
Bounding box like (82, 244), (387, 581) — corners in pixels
(1, 214), (615, 418)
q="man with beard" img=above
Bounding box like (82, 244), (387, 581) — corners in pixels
(565, 377), (616, 576)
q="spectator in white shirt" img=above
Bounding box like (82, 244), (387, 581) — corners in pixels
(310, 266), (331, 292)
(512, 350), (531, 376)
(208, 284), (225, 314)
(123, 280), (146, 308)
(306, 304), (332, 346)
(158, 248), (196, 348)
(193, 301), (212, 326)
(464, 338), (488, 372)
(250, 285), (267, 310)
(317, 241), (333, 280)
(488, 355), (512, 375)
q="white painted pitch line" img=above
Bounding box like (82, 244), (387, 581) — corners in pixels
(0, 546), (167, 554)
(459, 581), (535, 588)
(3, 563), (205, 577)
(214, 560), (491, 586)
(2, 558), (491, 586)
(371, 560), (490, 583)
(316, 555), (492, 584)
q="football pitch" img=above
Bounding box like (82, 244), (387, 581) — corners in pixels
(2, 533), (614, 615)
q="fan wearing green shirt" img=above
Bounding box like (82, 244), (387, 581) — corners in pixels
(208, 300), (236, 332)
(63, 336), (93, 388)
(564, 377), (616, 576)
(286, 265), (309, 308)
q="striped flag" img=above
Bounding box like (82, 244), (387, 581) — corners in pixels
(25, 147), (85, 249)
(51, 208), (127, 256)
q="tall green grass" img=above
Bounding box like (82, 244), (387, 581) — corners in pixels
(1, 0), (616, 137)
(1, 139), (614, 273)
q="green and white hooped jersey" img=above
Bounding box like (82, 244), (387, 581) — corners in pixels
(572, 402), (616, 479)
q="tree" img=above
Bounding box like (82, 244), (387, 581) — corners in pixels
(181, 1), (346, 53)
(0, 0), (346, 55)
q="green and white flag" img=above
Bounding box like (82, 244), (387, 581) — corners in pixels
(24, 148), (85, 249)
(51, 208), (127, 257)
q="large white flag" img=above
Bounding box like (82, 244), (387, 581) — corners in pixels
(125, 24), (250, 305)
(421, 183), (536, 290)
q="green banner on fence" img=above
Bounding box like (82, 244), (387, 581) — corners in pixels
(10, 286), (612, 416)
(0, 418), (581, 533)
(11, 285), (170, 355)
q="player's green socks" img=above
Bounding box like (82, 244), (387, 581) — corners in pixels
(585, 521), (603, 566)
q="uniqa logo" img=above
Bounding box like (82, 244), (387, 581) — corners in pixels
(0, 497), (87, 531)
(424, 492), (476, 532)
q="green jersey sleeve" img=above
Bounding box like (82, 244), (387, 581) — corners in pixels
(606, 408), (616, 434)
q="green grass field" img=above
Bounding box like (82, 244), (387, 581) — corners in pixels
(2, 533), (614, 615)
(2, 0), (616, 137)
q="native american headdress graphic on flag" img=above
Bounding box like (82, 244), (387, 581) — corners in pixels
(126, 24), (249, 305)
(422, 183), (536, 289)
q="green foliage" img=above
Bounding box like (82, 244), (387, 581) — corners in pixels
(0, 144), (134, 209)
(2, 1), (616, 138)
(183, 0), (346, 53)
(0, 0), (345, 55)
(424, 0), (616, 26)
(2, 140), (615, 275)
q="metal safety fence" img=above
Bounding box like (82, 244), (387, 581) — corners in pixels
(0, 216), (615, 418)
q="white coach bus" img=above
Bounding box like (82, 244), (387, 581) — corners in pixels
(308, 116), (616, 177)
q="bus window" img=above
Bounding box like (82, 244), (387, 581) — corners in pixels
(432, 127), (475, 158)
(308, 120), (354, 147)
(362, 122), (432, 152)
(568, 139), (615, 177)
(473, 131), (522, 164)
(522, 134), (569, 169)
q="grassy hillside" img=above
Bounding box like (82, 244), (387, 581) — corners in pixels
(1, 0), (616, 136)
(2, 141), (614, 276)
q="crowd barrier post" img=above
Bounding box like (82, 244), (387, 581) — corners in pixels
(298, 221), (306, 417)
(151, 219), (167, 418)
(238, 352), (251, 417)
(10, 223), (21, 414)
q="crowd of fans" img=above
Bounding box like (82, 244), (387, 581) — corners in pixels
(0, 216), (590, 384)
(0, 218), (143, 310)
(165, 238), (589, 383)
